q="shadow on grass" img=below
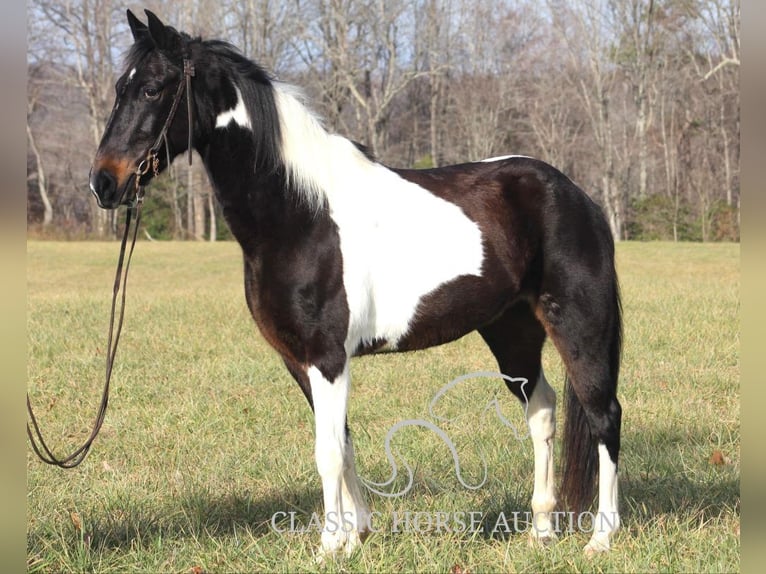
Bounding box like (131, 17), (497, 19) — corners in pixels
(28, 485), (323, 554)
(476, 431), (740, 542)
(28, 435), (740, 554)
(619, 425), (740, 524)
(630, 472), (737, 530)
(620, 472), (740, 521)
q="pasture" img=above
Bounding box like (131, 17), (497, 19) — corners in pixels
(27, 240), (739, 573)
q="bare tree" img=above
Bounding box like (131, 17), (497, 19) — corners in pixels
(611, 0), (660, 200)
(698, 0), (739, 211)
(26, 0), (740, 242)
(30, 0), (126, 236)
(412, 0), (455, 167)
(551, 0), (624, 239)
(305, 0), (428, 155)
(26, 74), (53, 227)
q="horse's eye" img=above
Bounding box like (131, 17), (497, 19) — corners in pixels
(143, 86), (161, 100)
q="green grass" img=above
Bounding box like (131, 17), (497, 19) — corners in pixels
(27, 240), (740, 573)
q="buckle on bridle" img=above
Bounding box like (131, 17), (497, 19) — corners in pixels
(136, 152), (160, 179)
(133, 152), (157, 206)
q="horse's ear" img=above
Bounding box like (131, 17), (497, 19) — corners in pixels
(127, 9), (148, 42)
(144, 10), (183, 54)
(145, 10), (167, 46)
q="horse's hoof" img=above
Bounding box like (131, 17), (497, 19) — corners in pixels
(583, 537), (610, 557)
(314, 529), (363, 563)
(528, 532), (557, 548)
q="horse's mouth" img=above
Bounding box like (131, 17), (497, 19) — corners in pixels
(117, 172), (146, 207)
(90, 172), (139, 210)
(90, 149), (164, 209)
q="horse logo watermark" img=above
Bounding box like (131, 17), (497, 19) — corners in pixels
(270, 371), (619, 539)
(359, 371), (531, 498)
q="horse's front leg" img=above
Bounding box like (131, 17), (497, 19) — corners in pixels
(340, 431), (371, 544)
(308, 362), (369, 558)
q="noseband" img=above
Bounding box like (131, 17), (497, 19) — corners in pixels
(26, 59), (196, 468)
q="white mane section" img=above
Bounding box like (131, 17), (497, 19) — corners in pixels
(273, 83), (369, 210)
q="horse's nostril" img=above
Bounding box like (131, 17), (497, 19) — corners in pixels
(89, 169), (117, 204)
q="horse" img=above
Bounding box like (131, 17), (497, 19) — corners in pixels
(89, 10), (622, 558)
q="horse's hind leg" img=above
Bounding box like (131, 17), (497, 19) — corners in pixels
(479, 302), (558, 544)
(536, 275), (622, 555)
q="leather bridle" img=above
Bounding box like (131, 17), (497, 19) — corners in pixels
(27, 59), (196, 468)
(138, 59), (196, 182)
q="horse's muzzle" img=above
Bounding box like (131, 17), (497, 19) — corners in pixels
(89, 167), (135, 209)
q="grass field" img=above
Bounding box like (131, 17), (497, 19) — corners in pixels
(27, 240), (740, 573)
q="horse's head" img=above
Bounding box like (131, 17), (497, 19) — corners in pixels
(89, 10), (194, 209)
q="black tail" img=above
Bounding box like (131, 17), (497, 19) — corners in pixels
(559, 273), (622, 513)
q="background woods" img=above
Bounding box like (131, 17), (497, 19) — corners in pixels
(26, 0), (739, 242)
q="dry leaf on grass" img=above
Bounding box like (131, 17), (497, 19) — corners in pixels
(709, 450), (726, 466)
(69, 511), (81, 532)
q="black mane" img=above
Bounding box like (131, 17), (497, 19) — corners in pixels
(198, 40), (283, 174)
(123, 33), (283, 174)
(122, 25), (194, 74)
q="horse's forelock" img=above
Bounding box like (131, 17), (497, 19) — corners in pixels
(122, 28), (197, 77)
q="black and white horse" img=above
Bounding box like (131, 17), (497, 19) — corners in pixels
(90, 10), (622, 557)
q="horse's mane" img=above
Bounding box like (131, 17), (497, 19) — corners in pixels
(123, 32), (376, 210)
(200, 41), (284, 177)
(196, 40), (364, 210)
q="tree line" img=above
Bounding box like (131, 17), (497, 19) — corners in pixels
(27, 0), (739, 241)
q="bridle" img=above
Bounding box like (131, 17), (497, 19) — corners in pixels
(26, 58), (196, 468)
(138, 59), (196, 182)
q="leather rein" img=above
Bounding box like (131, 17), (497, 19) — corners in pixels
(27, 59), (195, 468)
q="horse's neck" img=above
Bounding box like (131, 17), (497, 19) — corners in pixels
(199, 133), (317, 258)
(196, 79), (357, 257)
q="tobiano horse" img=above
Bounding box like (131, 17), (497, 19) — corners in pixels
(89, 10), (623, 557)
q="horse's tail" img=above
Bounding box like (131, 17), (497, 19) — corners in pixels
(558, 247), (623, 513)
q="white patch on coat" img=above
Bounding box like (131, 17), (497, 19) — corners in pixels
(215, 85), (252, 130)
(479, 154), (533, 163)
(273, 84), (485, 354)
(116, 68), (138, 112)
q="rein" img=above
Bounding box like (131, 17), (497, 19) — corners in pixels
(26, 189), (144, 468)
(26, 59), (195, 468)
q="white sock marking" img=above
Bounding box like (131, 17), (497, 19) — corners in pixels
(308, 364), (367, 555)
(585, 443), (620, 553)
(526, 370), (557, 538)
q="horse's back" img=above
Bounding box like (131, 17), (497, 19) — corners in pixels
(344, 157), (553, 354)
